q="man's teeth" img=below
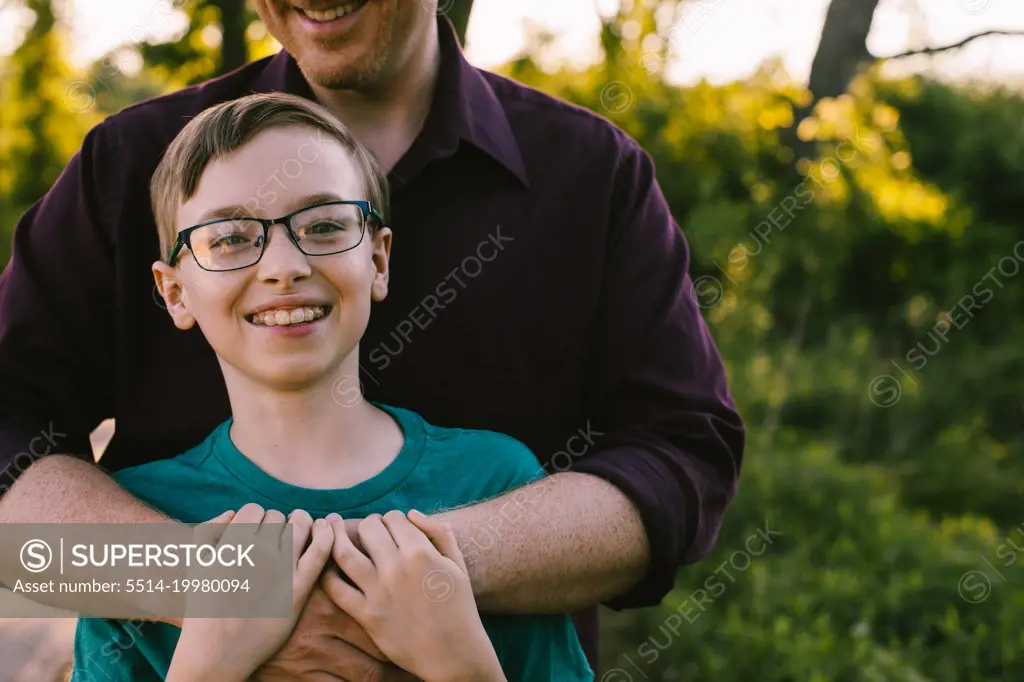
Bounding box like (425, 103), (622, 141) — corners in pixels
(251, 306), (327, 327)
(300, 1), (365, 22)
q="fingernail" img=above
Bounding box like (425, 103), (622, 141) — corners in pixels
(408, 509), (423, 519)
(314, 518), (325, 527)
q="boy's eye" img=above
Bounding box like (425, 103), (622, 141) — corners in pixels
(303, 220), (347, 236)
(210, 234), (252, 249)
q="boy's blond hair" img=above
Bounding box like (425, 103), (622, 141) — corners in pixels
(150, 93), (389, 262)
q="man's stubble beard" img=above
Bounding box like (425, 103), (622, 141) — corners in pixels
(301, 14), (397, 92)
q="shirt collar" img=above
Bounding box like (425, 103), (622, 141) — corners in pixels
(443, 17), (529, 187)
(252, 16), (529, 188)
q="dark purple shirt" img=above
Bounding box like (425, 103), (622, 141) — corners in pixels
(0, 18), (743, 667)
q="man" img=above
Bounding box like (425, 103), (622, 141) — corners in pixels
(0, 1), (744, 679)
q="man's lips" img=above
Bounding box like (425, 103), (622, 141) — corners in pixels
(293, 0), (369, 23)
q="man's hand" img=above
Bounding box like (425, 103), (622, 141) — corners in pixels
(251, 575), (417, 682)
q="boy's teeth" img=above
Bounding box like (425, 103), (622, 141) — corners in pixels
(252, 306), (326, 327)
(301, 1), (365, 22)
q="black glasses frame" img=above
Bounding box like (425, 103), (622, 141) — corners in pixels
(166, 200), (385, 272)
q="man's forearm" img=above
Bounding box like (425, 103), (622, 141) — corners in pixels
(437, 472), (650, 613)
(0, 454), (166, 524)
(0, 454), (182, 619)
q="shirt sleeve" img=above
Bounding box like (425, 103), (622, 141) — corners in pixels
(481, 613), (593, 682)
(571, 139), (746, 609)
(491, 432), (547, 488)
(0, 123), (118, 494)
(71, 618), (165, 682)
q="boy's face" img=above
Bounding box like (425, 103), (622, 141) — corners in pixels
(152, 126), (391, 392)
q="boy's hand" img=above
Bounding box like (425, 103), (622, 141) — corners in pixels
(321, 510), (506, 682)
(166, 505), (333, 682)
(251, 584), (419, 682)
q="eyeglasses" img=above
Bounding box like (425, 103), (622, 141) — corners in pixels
(167, 200), (385, 272)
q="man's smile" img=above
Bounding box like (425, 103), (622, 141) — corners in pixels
(294, 0), (370, 24)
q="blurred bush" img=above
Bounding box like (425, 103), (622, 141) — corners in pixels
(600, 430), (1024, 681)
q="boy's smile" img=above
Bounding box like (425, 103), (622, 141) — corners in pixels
(246, 300), (332, 328)
(152, 125), (391, 392)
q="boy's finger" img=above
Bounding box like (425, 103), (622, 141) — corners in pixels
(192, 510), (235, 548)
(295, 519), (334, 605)
(258, 508), (287, 547)
(263, 509), (287, 524)
(233, 503), (268, 524)
(289, 509), (314, 560)
(210, 510), (236, 522)
(326, 514), (367, 552)
(380, 510), (435, 555)
(222, 503), (267, 546)
(320, 566), (365, 617)
(329, 518), (376, 589)
(407, 509), (468, 575)
(357, 515), (398, 566)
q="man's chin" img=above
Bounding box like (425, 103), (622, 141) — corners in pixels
(298, 54), (386, 92)
(282, 2), (395, 92)
(303, 63), (371, 90)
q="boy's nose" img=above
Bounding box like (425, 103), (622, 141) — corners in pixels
(256, 223), (312, 283)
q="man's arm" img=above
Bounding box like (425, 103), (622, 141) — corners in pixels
(435, 139), (745, 613)
(0, 455), (188, 619)
(435, 472), (648, 613)
(0, 455), (166, 525)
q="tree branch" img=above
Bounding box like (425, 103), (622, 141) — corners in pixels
(876, 30), (1024, 61)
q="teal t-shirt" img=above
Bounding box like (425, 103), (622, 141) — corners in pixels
(71, 404), (592, 681)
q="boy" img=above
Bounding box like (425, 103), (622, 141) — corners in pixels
(71, 93), (593, 681)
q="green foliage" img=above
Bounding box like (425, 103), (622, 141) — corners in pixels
(602, 431), (1024, 681)
(0, 0), (98, 264)
(140, 0), (270, 87)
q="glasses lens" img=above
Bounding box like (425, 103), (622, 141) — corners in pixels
(290, 203), (365, 256)
(190, 220), (265, 271)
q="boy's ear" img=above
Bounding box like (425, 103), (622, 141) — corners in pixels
(370, 227), (392, 303)
(152, 261), (196, 330)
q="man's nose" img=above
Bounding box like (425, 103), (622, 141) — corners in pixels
(256, 223), (312, 283)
